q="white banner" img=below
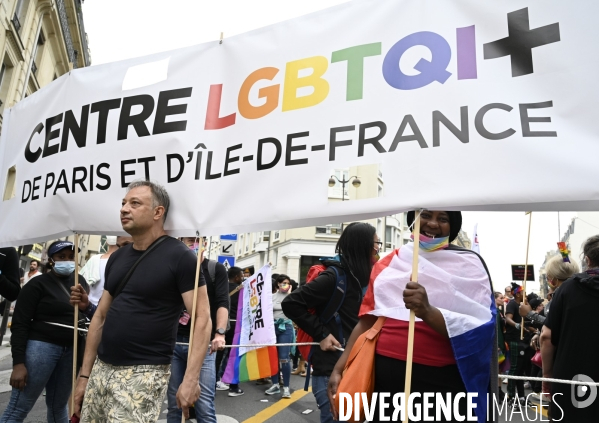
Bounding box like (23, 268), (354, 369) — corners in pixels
(239, 264), (275, 355)
(1, 0), (599, 246)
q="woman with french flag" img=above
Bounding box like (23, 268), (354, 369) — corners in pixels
(328, 210), (497, 423)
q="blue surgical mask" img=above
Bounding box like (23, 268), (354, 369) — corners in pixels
(53, 261), (75, 276)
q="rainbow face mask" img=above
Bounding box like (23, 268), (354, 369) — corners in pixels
(411, 233), (449, 252)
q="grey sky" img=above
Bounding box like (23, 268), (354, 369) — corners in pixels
(81, 0), (580, 291)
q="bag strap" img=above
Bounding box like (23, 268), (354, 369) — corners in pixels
(365, 316), (386, 340)
(113, 235), (169, 299)
(207, 259), (216, 282)
(320, 266), (347, 324)
(48, 273), (73, 302)
(344, 316), (386, 370)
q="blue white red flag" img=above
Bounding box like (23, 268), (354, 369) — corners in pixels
(361, 243), (495, 423)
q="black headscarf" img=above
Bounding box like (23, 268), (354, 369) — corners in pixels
(406, 210), (463, 243)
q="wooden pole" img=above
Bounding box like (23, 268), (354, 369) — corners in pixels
(182, 232), (202, 423)
(71, 233), (80, 414)
(521, 212), (532, 340)
(403, 212), (421, 423)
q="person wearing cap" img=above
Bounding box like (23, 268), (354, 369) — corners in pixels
(1, 240), (89, 423)
(328, 210), (498, 422)
(79, 236), (133, 307)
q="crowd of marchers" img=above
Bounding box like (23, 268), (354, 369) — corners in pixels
(0, 180), (597, 423)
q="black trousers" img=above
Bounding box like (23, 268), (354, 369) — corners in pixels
(371, 354), (468, 423)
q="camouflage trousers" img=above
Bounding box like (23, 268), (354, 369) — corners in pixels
(80, 358), (171, 423)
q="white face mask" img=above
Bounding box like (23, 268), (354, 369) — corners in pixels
(53, 261), (75, 276)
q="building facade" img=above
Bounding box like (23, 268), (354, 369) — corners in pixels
(205, 164), (471, 283)
(0, 0), (91, 270)
(538, 212), (599, 297)
(0, 0), (90, 133)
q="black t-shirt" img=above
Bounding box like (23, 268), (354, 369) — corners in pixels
(229, 282), (241, 321)
(98, 237), (204, 366)
(0, 247), (21, 301)
(11, 272), (88, 365)
(545, 274), (599, 421)
(504, 299), (522, 342)
(177, 259), (229, 338)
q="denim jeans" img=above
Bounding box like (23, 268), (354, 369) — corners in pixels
(270, 323), (293, 387)
(217, 347), (229, 381)
(312, 375), (339, 423)
(166, 335), (216, 423)
(0, 340), (73, 423)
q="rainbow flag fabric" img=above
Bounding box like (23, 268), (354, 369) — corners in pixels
(222, 287), (278, 383)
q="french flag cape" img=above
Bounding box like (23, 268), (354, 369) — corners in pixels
(361, 243), (496, 423)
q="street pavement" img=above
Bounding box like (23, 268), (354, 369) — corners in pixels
(0, 357), (550, 423)
(0, 325), (548, 423)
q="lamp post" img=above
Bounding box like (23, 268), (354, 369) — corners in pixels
(328, 175), (361, 201)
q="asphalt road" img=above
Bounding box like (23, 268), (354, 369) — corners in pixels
(0, 335), (547, 423)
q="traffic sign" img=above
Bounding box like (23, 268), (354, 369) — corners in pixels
(218, 255), (235, 270)
(220, 241), (236, 257)
(220, 234), (238, 241)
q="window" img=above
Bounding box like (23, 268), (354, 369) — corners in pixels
(378, 185), (383, 198)
(316, 223), (342, 235)
(385, 226), (393, 250)
(255, 231), (270, 245)
(13, 0), (31, 33)
(273, 230), (280, 241)
(0, 56), (15, 114)
(33, 32), (45, 76)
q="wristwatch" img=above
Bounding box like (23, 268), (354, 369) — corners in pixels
(216, 328), (226, 336)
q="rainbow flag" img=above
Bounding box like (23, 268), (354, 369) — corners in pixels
(557, 241), (570, 262)
(222, 287), (278, 383)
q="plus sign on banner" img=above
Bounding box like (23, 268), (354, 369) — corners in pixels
(1, 1), (599, 248)
(483, 8), (560, 77)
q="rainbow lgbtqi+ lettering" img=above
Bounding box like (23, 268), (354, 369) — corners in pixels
(557, 242), (570, 263)
(411, 234), (449, 252)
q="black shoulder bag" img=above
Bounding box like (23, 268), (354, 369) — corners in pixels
(112, 235), (169, 299)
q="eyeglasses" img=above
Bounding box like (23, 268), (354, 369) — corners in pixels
(373, 241), (383, 252)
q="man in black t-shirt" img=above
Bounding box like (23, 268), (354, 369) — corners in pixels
(74, 181), (212, 423)
(166, 237), (230, 423)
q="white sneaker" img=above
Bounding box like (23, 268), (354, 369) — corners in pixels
(216, 381), (229, 391)
(282, 387), (291, 398)
(265, 385), (280, 395)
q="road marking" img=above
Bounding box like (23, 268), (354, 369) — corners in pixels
(242, 388), (312, 423)
(529, 398), (550, 418)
